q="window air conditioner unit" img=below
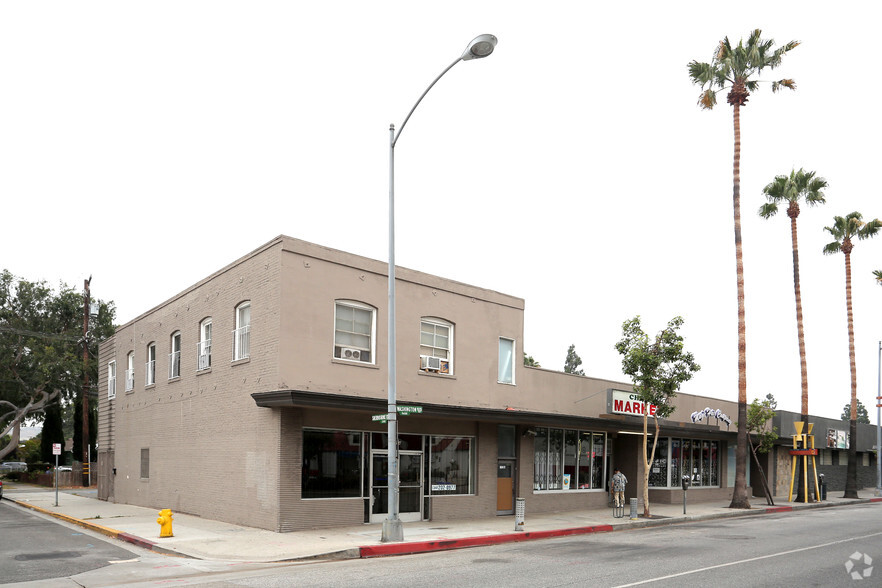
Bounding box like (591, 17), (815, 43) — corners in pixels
(341, 347), (362, 361)
(421, 355), (442, 371)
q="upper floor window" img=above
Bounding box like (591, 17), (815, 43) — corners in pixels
(198, 318), (212, 371)
(169, 331), (182, 379)
(107, 360), (116, 400)
(498, 337), (515, 384)
(420, 318), (453, 374)
(125, 352), (135, 392)
(334, 301), (375, 363)
(233, 302), (251, 361)
(146, 343), (156, 386)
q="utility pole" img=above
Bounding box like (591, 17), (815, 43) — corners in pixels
(82, 277), (91, 487)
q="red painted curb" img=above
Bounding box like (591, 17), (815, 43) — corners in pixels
(870, 498), (882, 503)
(359, 525), (614, 558)
(764, 506), (793, 514)
(117, 532), (158, 550)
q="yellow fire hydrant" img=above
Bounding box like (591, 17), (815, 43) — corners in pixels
(157, 509), (174, 538)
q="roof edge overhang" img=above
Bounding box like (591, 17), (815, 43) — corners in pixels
(252, 390), (734, 437)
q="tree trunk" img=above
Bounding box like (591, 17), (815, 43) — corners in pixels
(729, 101), (751, 509)
(641, 410), (660, 518)
(844, 249), (859, 498)
(791, 212), (812, 502)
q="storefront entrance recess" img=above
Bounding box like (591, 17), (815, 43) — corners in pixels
(370, 450), (423, 523)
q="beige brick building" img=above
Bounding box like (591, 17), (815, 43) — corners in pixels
(98, 235), (744, 532)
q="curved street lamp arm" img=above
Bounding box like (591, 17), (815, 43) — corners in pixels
(391, 56), (462, 148)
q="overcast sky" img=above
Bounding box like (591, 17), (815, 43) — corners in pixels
(2, 2), (880, 423)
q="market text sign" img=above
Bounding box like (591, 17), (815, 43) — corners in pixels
(612, 390), (657, 417)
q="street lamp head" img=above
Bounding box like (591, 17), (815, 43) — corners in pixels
(461, 34), (497, 61)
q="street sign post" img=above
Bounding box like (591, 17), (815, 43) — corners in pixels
(371, 406), (422, 424)
(52, 443), (61, 506)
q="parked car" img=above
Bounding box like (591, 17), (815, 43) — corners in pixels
(57, 466), (72, 472)
(0, 462), (28, 473)
(0, 479), (4, 499)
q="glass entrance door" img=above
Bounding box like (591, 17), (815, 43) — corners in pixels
(370, 451), (423, 523)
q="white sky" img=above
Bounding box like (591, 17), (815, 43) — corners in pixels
(2, 2), (880, 422)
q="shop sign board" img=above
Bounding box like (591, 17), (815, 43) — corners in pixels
(611, 389), (657, 417)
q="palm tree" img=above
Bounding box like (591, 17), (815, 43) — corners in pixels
(689, 30), (799, 509)
(759, 169), (826, 500)
(874, 270), (882, 286)
(823, 212), (882, 498)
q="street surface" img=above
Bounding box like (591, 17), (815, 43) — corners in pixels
(1, 500), (879, 587)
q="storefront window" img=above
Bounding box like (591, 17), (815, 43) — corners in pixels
(648, 437), (668, 487)
(535, 428), (607, 491)
(429, 436), (474, 495)
(302, 429), (362, 499)
(650, 438), (720, 488)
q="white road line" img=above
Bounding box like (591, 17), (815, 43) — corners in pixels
(614, 531), (882, 587)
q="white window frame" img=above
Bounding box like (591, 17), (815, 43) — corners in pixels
(125, 352), (135, 392)
(334, 300), (376, 364)
(498, 337), (515, 384)
(198, 318), (212, 371)
(146, 343), (156, 386)
(107, 360), (116, 400)
(169, 331), (182, 379)
(233, 302), (251, 361)
(420, 318), (453, 374)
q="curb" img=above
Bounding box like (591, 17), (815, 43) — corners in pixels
(357, 497), (882, 559)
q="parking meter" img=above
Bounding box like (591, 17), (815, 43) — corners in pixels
(818, 473), (826, 501)
(681, 475), (690, 514)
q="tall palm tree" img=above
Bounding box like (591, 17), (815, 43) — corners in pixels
(689, 30), (799, 509)
(759, 169), (826, 499)
(874, 270), (882, 285)
(823, 212), (882, 498)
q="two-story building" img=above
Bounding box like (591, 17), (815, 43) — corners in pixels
(97, 235), (877, 532)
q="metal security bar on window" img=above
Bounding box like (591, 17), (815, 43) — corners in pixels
(145, 360), (155, 386)
(168, 351), (181, 379)
(197, 339), (211, 370)
(233, 326), (250, 360)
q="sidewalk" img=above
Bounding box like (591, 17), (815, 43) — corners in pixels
(3, 481), (881, 563)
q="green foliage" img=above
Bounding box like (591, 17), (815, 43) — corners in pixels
(688, 29), (798, 110)
(841, 399), (871, 424)
(747, 394), (778, 453)
(874, 270), (882, 285)
(759, 168), (827, 219)
(0, 270), (115, 460)
(523, 353), (540, 368)
(823, 212), (882, 255)
(615, 316), (700, 419)
(563, 344), (584, 375)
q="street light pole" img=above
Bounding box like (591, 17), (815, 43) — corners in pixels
(876, 341), (882, 496)
(382, 34), (497, 543)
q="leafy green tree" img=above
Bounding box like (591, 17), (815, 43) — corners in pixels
(746, 394), (778, 505)
(615, 316), (700, 517)
(563, 344), (584, 375)
(523, 353), (540, 367)
(841, 400), (870, 425)
(689, 29), (798, 509)
(823, 212), (882, 498)
(0, 270), (115, 460)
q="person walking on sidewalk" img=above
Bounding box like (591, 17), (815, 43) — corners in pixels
(612, 467), (627, 508)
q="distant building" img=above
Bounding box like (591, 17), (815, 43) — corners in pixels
(97, 236), (878, 532)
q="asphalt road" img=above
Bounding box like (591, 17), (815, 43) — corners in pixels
(0, 499), (134, 584)
(187, 503), (882, 588)
(2, 500), (879, 586)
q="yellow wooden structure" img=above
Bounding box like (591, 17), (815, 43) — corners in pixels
(788, 421), (821, 502)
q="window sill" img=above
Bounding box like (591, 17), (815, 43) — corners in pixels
(145, 384), (156, 390)
(231, 357), (250, 367)
(418, 370), (456, 380)
(196, 367), (212, 376)
(497, 381), (516, 386)
(331, 358), (379, 370)
(125, 389), (135, 395)
(168, 376), (181, 384)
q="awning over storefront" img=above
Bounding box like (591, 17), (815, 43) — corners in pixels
(252, 390), (733, 438)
